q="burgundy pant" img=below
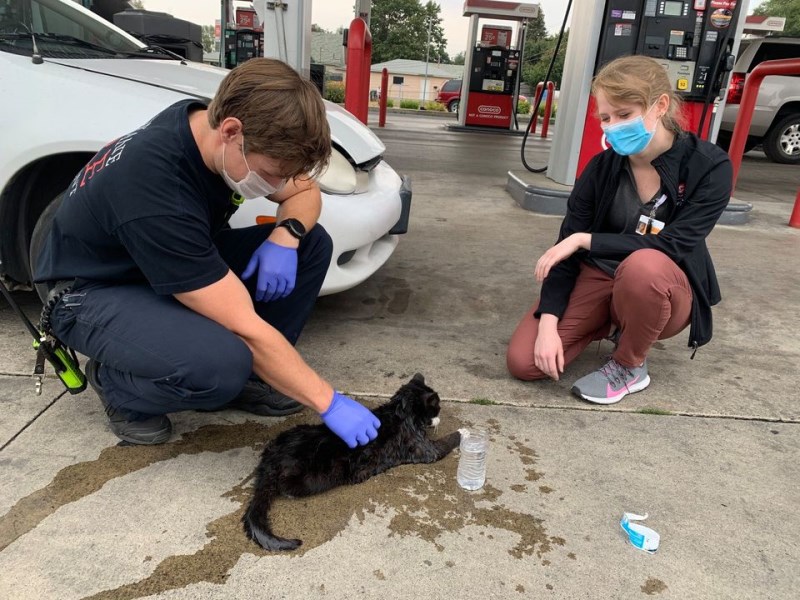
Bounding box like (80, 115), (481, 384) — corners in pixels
(507, 249), (693, 380)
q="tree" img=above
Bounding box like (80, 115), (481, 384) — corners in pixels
(524, 8), (547, 43)
(452, 51), (465, 65)
(311, 23), (327, 33)
(370, 0), (448, 64)
(130, 0), (145, 8)
(201, 24), (215, 53)
(522, 30), (569, 92)
(422, 1), (450, 64)
(752, 0), (800, 37)
(520, 7), (570, 92)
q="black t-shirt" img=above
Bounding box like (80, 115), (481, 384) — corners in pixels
(35, 100), (236, 295)
(586, 160), (670, 277)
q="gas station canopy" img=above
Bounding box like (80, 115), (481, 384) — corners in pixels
(463, 0), (539, 21)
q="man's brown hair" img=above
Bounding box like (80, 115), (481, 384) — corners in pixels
(592, 55), (684, 135)
(208, 58), (331, 178)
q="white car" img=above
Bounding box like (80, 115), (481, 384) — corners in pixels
(0, 0), (411, 295)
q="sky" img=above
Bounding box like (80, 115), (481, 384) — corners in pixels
(137, 0), (766, 58)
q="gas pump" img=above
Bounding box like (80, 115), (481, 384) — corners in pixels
(465, 45), (522, 128)
(456, 0), (540, 132)
(575, 0), (743, 174)
(223, 7), (264, 69)
(546, 0), (745, 185)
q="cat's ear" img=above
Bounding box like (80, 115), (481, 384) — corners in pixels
(411, 373), (425, 385)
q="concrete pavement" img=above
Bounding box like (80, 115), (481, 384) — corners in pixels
(1, 113), (798, 599)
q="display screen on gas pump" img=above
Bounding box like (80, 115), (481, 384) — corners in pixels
(663, 1), (684, 16)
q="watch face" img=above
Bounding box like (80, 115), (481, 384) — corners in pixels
(281, 219), (306, 239)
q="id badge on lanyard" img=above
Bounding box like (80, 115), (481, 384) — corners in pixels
(636, 193), (667, 235)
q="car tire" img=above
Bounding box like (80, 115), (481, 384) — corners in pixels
(29, 191), (66, 303)
(448, 100), (459, 113)
(762, 113), (800, 164)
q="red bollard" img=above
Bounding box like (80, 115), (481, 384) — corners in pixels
(540, 81), (555, 139)
(529, 82), (544, 134)
(379, 68), (388, 127)
(790, 188), (800, 229)
(344, 17), (372, 125)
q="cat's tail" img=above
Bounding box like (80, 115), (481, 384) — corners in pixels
(242, 465), (302, 552)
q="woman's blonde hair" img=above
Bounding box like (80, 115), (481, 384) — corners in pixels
(591, 55), (684, 134)
(208, 58), (331, 178)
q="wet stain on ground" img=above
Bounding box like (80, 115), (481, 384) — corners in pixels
(511, 440), (545, 482)
(387, 287), (411, 315)
(641, 578), (668, 595)
(1, 407), (566, 599)
(0, 419), (284, 553)
(376, 276), (411, 315)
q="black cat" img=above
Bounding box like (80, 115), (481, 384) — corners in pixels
(243, 373), (461, 551)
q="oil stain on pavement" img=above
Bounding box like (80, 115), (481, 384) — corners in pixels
(0, 407), (567, 599)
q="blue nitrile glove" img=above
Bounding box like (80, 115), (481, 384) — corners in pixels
(321, 391), (381, 449)
(241, 240), (297, 302)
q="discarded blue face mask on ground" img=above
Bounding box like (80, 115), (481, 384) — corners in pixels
(620, 512), (660, 553)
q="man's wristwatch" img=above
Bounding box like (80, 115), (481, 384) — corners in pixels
(276, 218), (307, 241)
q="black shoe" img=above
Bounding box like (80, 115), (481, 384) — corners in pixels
(227, 379), (304, 417)
(85, 359), (172, 445)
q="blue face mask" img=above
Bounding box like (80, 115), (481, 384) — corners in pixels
(602, 107), (657, 156)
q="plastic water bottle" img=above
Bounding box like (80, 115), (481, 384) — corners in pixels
(457, 428), (488, 491)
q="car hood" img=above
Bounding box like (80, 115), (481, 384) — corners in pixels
(45, 58), (385, 164)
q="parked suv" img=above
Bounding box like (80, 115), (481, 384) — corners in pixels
(434, 78), (529, 114)
(717, 37), (800, 164)
(435, 78), (462, 112)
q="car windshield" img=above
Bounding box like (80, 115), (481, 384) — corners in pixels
(0, 0), (145, 59)
(442, 80), (461, 92)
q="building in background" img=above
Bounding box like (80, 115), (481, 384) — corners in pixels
(369, 59), (463, 104)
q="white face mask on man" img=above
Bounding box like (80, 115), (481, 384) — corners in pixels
(221, 135), (286, 199)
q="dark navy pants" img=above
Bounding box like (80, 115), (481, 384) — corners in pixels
(50, 223), (332, 416)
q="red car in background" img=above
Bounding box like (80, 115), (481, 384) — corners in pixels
(435, 79), (529, 113)
(435, 79), (464, 112)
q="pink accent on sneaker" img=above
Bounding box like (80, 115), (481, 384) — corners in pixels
(606, 375), (641, 401)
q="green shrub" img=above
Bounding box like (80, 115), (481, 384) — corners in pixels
(324, 82), (345, 104)
(386, 98), (394, 108)
(424, 101), (447, 111)
(537, 102), (557, 118)
(400, 99), (419, 109)
(516, 100), (530, 114)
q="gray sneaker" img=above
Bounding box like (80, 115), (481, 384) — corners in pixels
(571, 358), (650, 405)
(85, 359), (173, 445)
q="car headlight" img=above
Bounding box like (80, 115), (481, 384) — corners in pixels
(317, 147), (357, 194)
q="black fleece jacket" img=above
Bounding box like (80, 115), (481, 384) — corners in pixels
(536, 132), (732, 352)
